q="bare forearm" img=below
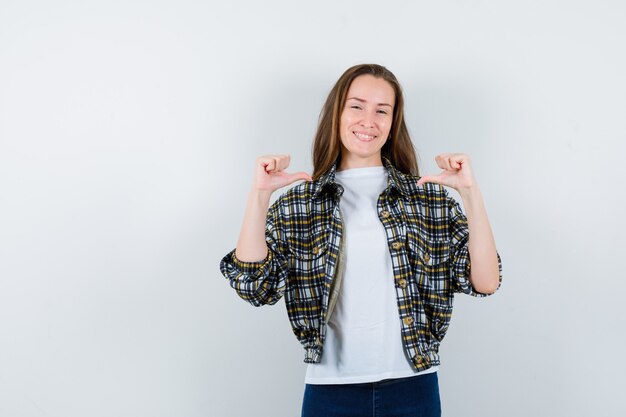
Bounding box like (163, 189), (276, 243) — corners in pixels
(458, 185), (500, 294)
(234, 188), (273, 262)
(232, 154), (311, 263)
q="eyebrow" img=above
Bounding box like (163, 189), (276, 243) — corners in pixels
(346, 97), (393, 107)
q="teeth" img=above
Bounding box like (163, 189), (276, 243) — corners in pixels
(354, 132), (375, 140)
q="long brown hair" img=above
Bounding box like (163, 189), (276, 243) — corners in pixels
(311, 63), (420, 179)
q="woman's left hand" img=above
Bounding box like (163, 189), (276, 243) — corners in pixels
(416, 153), (476, 192)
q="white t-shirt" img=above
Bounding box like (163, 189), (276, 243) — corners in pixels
(304, 165), (438, 384)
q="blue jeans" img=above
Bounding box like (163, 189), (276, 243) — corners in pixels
(301, 372), (441, 417)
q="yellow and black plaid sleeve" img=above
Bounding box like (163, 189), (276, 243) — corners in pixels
(445, 188), (503, 297)
(219, 198), (290, 306)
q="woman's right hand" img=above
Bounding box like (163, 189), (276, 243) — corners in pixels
(253, 154), (313, 193)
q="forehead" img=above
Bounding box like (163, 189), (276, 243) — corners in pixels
(346, 74), (395, 104)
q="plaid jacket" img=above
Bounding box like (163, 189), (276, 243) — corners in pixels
(219, 156), (503, 372)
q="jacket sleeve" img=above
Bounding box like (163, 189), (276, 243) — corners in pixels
(219, 197), (290, 307)
(445, 187), (503, 297)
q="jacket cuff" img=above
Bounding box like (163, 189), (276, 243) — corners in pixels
(230, 248), (273, 275)
(452, 246), (503, 297)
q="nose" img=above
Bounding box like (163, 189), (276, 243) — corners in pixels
(360, 109), (376, 128)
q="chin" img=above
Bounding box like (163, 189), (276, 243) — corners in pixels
(349, 150), (383, 159)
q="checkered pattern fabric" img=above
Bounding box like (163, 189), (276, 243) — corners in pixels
(219, 156), (503, 372)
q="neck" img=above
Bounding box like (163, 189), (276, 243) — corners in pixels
(337, 155), (383, 172)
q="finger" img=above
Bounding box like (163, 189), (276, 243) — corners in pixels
(287, 171), (313, 184)
(447, 155), (461, 171)
(453, 154), (466, 169)
(443, 155), (455, 170)
(435, 154), (450, 171)
(292, 171), (313, 181)
(271, 156), (281, 173)
(263, 158), (276, 173)
(279, 154), (291, 172)
(257, 156), (275, 172)
(269, 156), (284, 173)
(448, 154), (461, 170)
(275, 154), (289, 172)
(416, 175), (441, 186)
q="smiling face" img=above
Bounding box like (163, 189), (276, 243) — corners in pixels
(337, 74), (395, 171)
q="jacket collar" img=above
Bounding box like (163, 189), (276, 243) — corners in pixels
(311, 156), (410, 200)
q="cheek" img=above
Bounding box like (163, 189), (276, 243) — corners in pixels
(340, 114), (353, 129)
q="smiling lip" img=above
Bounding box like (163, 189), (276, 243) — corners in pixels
(353, 131), (377, 142)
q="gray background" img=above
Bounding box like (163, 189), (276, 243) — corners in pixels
(1, 0), (624, 416)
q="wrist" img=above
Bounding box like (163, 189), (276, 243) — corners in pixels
(458, 184), (481, 201)
(249, 187), (273, 201)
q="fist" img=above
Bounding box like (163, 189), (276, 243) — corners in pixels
(416, 153), (476, 191)
(253, 154), (313, 193)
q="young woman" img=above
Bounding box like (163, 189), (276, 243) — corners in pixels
(220, 63), (503, 417)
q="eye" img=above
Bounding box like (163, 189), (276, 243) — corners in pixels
(350, 105), (361, 110)
(377, 110), (388, 114)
